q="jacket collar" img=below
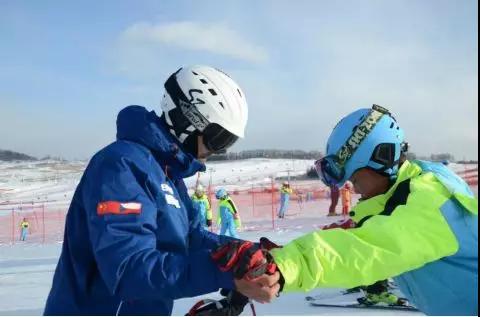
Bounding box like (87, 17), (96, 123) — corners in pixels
(351, 160), (422, 223)
(116, 105), (206, 180)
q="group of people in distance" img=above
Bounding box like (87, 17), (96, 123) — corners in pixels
(190, 184), (241, 238)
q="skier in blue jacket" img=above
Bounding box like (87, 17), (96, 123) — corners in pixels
(44, 66), (280, 315)
(191, 184), (212, 230)
(216, 188), (241, 238)
(278, 182), (293, 219)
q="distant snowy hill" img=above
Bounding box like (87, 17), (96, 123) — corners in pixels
(0, 149), (37, 162)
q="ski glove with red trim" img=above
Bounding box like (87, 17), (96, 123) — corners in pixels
(211, 241), (277, 280)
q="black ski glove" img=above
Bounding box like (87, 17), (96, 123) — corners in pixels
(186, 289), (249, 316)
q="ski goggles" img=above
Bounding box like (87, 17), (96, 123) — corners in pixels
(314, 105), (391, 186)
(202, 123), (239, 154)
(314, 155), (344, 187)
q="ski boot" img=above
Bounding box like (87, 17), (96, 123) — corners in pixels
(343, 286), (363, 294)
(357, 291), (409, 307)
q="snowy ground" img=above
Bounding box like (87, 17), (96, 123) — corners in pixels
(0, 221), (423, 316)
(0, 159), (477, 315)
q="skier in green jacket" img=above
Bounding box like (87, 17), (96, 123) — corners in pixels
(212, 104), (478, 316)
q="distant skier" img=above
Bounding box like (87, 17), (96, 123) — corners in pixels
(296, 189), (305, 210)
(278, 181), (293, 218)
(20, 217), (29, 241)
(191, 184), (213, 230)
(216, 188), (241, 238)
(340, 182), (353, 217)
(306, 191), (313, 202)
(327, 184), (340, 216)
(213, 105), (478, 315)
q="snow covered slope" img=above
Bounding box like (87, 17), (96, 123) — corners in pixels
(0, 159), (476, 315)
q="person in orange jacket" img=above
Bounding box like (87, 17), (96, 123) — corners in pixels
(340, 181), (354, 216)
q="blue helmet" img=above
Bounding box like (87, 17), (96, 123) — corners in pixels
(215, 188), (228, 199)
(315, 105), (406, 187)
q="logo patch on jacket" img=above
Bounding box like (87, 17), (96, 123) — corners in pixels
(160, 183), (180, 208)
(161, 183), (174, 195)
(165, 194), (180, 208)
(97, 201), (142, 215)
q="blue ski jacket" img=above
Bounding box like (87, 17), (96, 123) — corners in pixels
(44, 106), (235, 315)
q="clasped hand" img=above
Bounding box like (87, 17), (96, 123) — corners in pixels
(212, 238), (282, 303)
(234, 270), (281, 303)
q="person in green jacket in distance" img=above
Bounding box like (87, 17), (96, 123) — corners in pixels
(191, 184), (213, 230)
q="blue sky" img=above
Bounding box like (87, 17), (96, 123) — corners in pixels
(0, 0), (478, 160)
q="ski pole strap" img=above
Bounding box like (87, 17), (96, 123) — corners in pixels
(186, 299), (221, 316)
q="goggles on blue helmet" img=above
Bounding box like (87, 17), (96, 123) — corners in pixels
(315, 104), (392, 186)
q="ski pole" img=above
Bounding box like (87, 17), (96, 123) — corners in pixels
(249, 300), (257, 316)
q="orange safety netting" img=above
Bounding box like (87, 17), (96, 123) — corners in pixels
(0, 182), (330, 244)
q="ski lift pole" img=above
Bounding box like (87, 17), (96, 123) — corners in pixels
(208, 168), (214, 195)
(195, 172), (201, 188)
(208, 168), (214, 232)
(42, 203), (46, 243)
(271, 176), (275, 230)
(251, 184), (255, 218)
(11, 208), (15, 244)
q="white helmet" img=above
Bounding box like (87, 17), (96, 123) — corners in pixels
(161, 65), (248, 154)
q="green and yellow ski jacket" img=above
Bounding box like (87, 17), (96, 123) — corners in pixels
(271, 160), (478, 315)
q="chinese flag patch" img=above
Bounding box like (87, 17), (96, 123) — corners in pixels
(97, 201), (142, 215)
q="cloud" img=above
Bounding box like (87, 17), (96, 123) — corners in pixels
(104, 3), (477, 160)
(119, 21), (269, 63)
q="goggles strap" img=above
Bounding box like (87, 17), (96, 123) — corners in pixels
(335, 105), (389, 167)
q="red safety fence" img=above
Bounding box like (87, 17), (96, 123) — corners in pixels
(0, 205), (67, 244)
(206, 181), (331, 229)
(457, 167), (478, 186)
(0, 165), (477, 245)
(0, 181), (330, 245)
